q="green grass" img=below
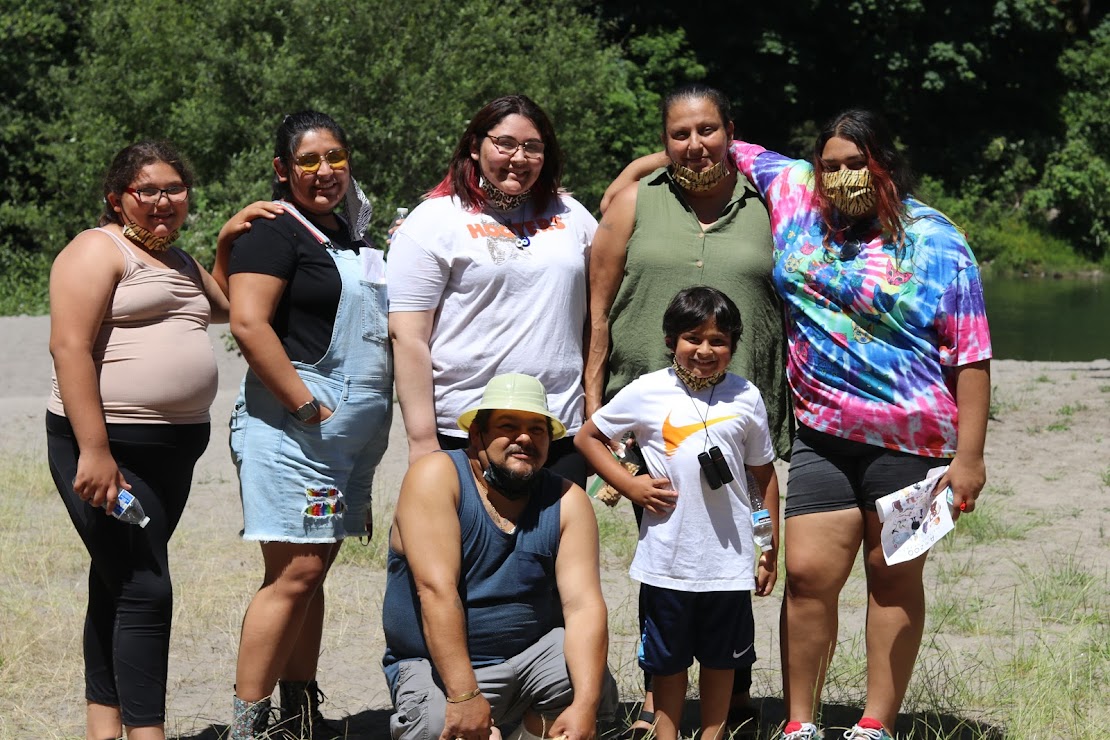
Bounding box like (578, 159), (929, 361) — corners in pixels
(1035, 375), (1052, 383)
(992, 623), (1110, 733)
(928, 594), (988, 636)
(941, 502), (1033, 547)
(934, 555), (976, 585)
(3, 442), (1106, 738)
(334, 500), (396, 569)
(593, 497), (639, 568)
(1025, 556), (1106, 626)
(984, 481), (1015, 498)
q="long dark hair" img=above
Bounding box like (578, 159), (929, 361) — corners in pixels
(813, 109), (915, 246)
(271, 110), (351, 201)
(99, 140), (194, 227)
(426, 94), (563, 212)
(663, 286), (744, 352)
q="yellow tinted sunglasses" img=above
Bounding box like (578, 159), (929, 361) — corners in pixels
(293, 147), (349, 172)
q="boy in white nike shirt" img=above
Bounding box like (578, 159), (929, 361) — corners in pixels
(577, 286), (780, 740)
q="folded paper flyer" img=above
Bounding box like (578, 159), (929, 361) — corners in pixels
(876, 465), (953, 565)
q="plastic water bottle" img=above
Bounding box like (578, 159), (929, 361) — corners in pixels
(388, 207), (409, 244)
(107, 490), (150, 528)
(746, 471), (773, 552)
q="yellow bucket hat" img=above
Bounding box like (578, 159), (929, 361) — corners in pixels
(456, 373), (567, 440)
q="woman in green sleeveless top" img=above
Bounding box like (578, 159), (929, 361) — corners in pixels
(584, 83), (792, 737)
(585, 84), (791, 458)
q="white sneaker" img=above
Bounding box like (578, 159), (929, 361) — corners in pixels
(782, 722), (822, 740)
(842, 722), (894, 740)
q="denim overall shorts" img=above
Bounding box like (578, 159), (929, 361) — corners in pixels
(230, 204), (393, 543)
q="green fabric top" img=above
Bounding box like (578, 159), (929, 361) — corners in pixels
(604, 166), (794, 459)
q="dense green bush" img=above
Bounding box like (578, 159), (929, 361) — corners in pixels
(0, 0), (1105, 317)
(0, 249), (51, 317)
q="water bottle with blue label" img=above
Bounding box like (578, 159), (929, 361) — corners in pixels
(107, 490), (150, 528)
(746, 471), (773, 552)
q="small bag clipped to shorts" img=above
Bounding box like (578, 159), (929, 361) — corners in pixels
(589, 431), (647, 506)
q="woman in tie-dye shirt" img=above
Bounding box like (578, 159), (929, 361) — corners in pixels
(603, 109), (991, 740)
(733, 109), (991, 740)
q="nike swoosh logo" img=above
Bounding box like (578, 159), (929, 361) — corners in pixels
(732, 644), (753, 659)
(662, 412), (738, 456)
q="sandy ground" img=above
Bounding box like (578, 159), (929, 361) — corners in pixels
(1, 314), (1107, 739)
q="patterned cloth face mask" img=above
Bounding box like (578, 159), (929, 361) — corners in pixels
(121, 220), (180, 252)
(480, 177), (533, 211)
(670, 158), (730, 193)
(822, 168), (877, 217)
(671, 354), (725, 391)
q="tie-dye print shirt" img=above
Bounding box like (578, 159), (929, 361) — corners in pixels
(730, 141), (992, 457)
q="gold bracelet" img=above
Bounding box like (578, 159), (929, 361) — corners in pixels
(445, 686), (482, 704)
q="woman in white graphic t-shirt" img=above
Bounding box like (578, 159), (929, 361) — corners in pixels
(387, 94), (597, 486)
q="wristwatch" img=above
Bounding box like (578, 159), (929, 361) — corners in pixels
(291, 398), (321, 422)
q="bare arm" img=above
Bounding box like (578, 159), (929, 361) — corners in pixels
(228, 272), (330, 422)
(188, 255), (230, 324)
(393, 453), (492, 740)
(746, 462), (780, 596)
(389, 309), (440, 464)
(599, 151), (669, 214)
(548, 482), (609, 740)
(584, 186), (637, 417)
(575, 419), (676, 515)
(942, 359), (990, 518)
(49, 231), (130, 510)
(212, 201), (286, 296)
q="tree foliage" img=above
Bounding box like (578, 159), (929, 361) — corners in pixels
(4, 0), (703, 268)
(597, 0), (1107, 262)
(0, 0), (1106, 305)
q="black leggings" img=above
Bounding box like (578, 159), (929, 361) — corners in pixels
(46, 412), (209, 727)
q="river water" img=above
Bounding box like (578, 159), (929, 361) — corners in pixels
(982, 275), (1109, 361)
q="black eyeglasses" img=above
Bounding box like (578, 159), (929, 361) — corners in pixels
(126, 186), (189, 204)
(486, 135), (545, 158)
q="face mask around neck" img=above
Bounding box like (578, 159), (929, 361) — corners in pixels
(121, 219), (180, 252)
(482, 461), (541, 500)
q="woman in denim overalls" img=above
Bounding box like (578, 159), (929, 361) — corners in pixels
(213, 111), (391, 739)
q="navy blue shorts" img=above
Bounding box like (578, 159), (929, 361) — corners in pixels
(786, 425), (949, 518)
(638, 585), (756, 676)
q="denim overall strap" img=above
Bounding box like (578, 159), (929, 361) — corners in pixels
(229, 201), (392, 543)
(277, 201), (391, 383)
